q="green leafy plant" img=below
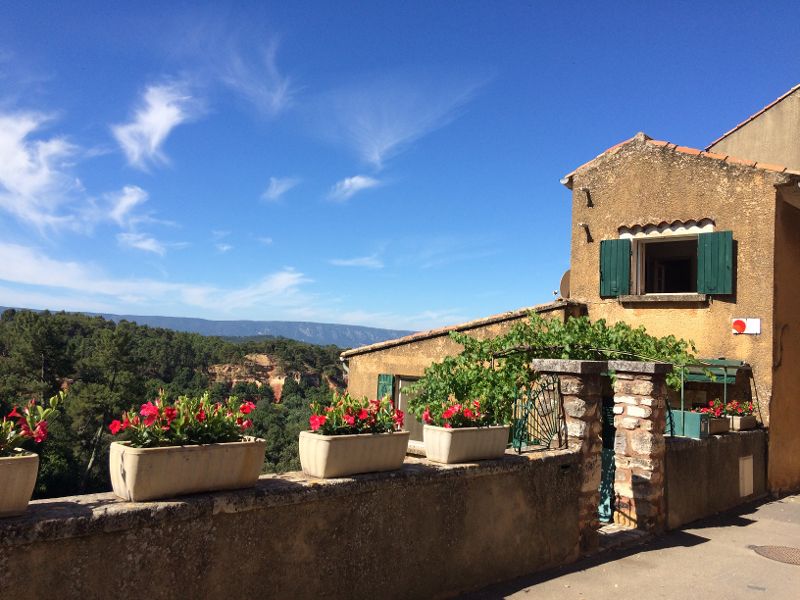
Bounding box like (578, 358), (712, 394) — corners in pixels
(407, 314), (698, 426)
(1, 392), (63, 457)
(308, 391), (403, 435)
(108, 392), (257, 448)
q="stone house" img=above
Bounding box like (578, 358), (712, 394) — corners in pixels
(341, 85), (800, 493)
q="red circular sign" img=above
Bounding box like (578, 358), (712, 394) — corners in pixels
(732, 319), (746, 334)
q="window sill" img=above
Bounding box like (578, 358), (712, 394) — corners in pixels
(618, 293), (708, 303)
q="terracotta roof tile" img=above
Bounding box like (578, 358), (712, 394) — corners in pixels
(561, 133), (800, 187)
(755, 162), (787, 173)
(706, 83), (800, 150)
(674, 145), (702, 156)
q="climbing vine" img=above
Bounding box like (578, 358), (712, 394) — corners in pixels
(406, 314), (697, 424)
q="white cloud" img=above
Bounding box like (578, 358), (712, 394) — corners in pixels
(262, 176), (299, 202)
(117, 232), (166, 256)
(0, 242), (310, 314)
(0, 111), (79, 229)
(317, 70), (487, 169)
(220, 39), (295, 116)
(108, 185), (148, 227)
(329, 255), (383, 269)
(112, 83), (198, 170)
(328, 175), (380, 201)
(215, 243), (233, 253)
(258, 236), (273, 245)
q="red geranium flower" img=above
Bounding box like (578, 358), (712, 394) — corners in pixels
(358, 408), (369, 421)
(8, 406), (21, 419)
(343, 413), (356, 426)
(140, 402), (159, 427)
(309, 414), (327, 431)
(393, 409), (404, 429)
(422, 407), (432, 424)
(109, 419), (123, 435)
(240, 401), (256, 415)
(196, 409), (207, 422)
(33, 421), (48, 443)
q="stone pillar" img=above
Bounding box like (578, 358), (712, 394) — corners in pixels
(608, 361), (672, 533)
(530, 359), (605, 554)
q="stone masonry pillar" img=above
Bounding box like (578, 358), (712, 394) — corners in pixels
(608, 361), (672, 533)
(530, 359), (605, 554)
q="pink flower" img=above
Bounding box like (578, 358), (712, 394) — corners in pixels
(393, 409), (404, 429)
(33, 421), (48, 443)
(240, 401), (256, 415)
(343, 413), (356, 426)
(444, 423), (452, 429)
(358, 409), (369, 421)
(140, 402), (159, 427)
(196, 409), (207, 422)
(240, 419), (253, 430)
(422, 408), (432, 424)
(7, 406), (21, 419)
(164, 407), (178, 425)
(309, 414), (327, 431)
(463, 408), (475, 420)
(109, 420), (122, 435)
(442, 404), (461, 420)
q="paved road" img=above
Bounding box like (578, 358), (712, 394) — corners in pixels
(462, 494), (800, 599)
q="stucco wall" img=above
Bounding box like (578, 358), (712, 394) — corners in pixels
(708, 88), (800, 171)
(768, 195), (800, 492)
(568, 138), (785, 422)
(0, 453), (581, 600)
(665, 430), (767, 529)
(343, 302), (581, 400)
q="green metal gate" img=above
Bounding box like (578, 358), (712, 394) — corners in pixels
(511, 374), (567, 452)
(598, 396), (616, 522)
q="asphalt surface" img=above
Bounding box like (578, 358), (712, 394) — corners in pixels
(462, 494), (800, 599)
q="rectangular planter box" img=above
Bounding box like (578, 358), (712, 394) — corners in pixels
(667, 410), (709, 439)
(110, 437), (266, 502)
(423, 425), (510, 464)
(708, 417), (730, 435)
(299, 430), (410, 479)
(729, 415), (758, 431)
(0, 451), (39, 518)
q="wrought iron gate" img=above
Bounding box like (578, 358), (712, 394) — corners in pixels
(598, 396), (616, 522)
(511, 373), (567, 452)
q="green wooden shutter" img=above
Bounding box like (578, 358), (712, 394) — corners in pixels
(599, 239), (631, 297)
(377, 374), (395, 401)
(697, 231), (733, 295)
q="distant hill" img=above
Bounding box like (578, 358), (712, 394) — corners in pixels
(0, 307), (413, 348)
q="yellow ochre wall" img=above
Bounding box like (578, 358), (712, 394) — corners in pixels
(567, 137), (788, 424)
(768, 193), (800, 492)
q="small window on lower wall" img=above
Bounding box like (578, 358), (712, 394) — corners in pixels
(396, 377), (423, 443)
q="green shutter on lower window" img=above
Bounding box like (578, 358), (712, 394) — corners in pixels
(599, 239), (631, 297)
(697, 231), (733, 295)
(377, 374), (394, 401)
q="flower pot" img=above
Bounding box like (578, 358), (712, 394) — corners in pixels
(0, 451), (39, 518)
(299, 430), (410, 479)
(109, 437), (266, 502)
(423, 424), (511, 464)
(708, 417), (730, 435)
(729, 415), (758, 431)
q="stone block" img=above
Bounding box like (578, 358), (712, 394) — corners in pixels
(627, 405), (652, 419)
(612, 406), (624, 414)
(614, 395), (638, 405)
(629, 430), (665, 456)
(614, 433), (627, 454)
(564, 398), (599, 420)
(620, 417), (639, 430)
(567, 420), (588, 439)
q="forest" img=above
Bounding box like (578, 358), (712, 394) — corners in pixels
(0, 308), (345, 498)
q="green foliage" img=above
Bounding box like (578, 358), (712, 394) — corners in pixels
(0, 309), (345, 496)
(408, 314), (697, 424)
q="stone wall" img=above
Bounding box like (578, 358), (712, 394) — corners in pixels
(0, 453), (581, 600)
(665, 429), (768, 529)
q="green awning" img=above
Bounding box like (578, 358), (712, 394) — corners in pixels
(684, 358), (749, 385)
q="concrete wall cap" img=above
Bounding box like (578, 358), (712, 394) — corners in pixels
(608, 361), (673, 374)
(529, 359), (607, 374)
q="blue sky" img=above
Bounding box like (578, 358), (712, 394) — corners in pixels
(1, 1), (799, 331)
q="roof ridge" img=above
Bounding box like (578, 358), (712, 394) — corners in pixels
(706, 83), (800, 150)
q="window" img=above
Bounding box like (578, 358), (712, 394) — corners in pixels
(376, 373), (423, 442)
(600, 229), (733, 298)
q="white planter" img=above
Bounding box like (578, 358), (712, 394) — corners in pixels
(423, 425), (510, 464)
(299, 430), (410, 479)
(0, 451), (39, 518)
(708, 417), (730, 435)
(110, 437), (266, 502)
(729, 415), (758, 431)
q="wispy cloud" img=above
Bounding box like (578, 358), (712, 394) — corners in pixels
(215, 243), (233, 253)
(220, 39), (295, 116)
(316, 70), (488, 169)
(396, 235), (500, 269)
(0, 111), (79, 230)
(329, 254), (383, 269)
(257, 236), (273, 245)
(112, 82), (199, 170)
(117, 232), (166, 256)
(108, 185), (148, 227)
(328, 175), (380, 201)
(0, 242), (311, 314)
(262, 176), (300, 202)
